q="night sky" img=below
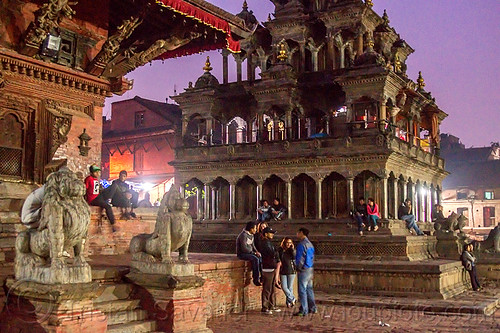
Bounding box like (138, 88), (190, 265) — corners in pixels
(105, 0), (500, 148)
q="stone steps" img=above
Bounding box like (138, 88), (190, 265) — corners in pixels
(95, 298), (142, 313)
(106, 309), (148, 326)
(107, 320), (157, 333)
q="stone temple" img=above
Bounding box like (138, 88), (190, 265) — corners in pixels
(0, 0), (499, 332)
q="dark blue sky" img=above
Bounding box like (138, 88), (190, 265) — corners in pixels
(105, 0), (500, 148)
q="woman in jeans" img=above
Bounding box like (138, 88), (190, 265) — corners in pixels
(278, 237), (297, 308)
(461, 243), (481, 291)
(367, 198), (380, 232)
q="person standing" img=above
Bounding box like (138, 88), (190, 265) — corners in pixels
(398, 199), (424, 236)
(461, 243), (481, 291)
(84, 164), (118, 232)
(294, 227), (317, 316)
(260, 227), (281, 315)
(353, 197), (367, 236)
(367, 198), (380, 232)
(278, 237), (297, 308)
(236, 221), (262, 286)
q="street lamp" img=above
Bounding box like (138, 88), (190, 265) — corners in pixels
(467, 195), (477, 227)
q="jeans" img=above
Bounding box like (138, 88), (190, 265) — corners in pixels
(258, 211), (271, 222)
(297, 268), (316, 314)
(368, 215), (379, 228)
(238, 253), (261, 281)
(401, 214), (423, 235)
(90, 183), (118, 225)
(468, 265), (481, 291)
(354, 214), (365, 232)
(280, 274), (296, 305)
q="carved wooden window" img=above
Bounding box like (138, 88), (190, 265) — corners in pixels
(134, 149), (144, 171)
(0, 113), (24, 177)
(483, 207), (495, 227)
(57, 29), (77, 67)
(135, 112), (145, 128)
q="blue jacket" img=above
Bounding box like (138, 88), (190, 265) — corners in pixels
(295, 237), (314, 271)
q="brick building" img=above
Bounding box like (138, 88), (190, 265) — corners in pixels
(441, 134), (500, 229)
(102, 96), (181, 202)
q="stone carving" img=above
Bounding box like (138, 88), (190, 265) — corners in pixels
(15, 168), (91, 284)
(129, 187), (193, 275)
(477, 224), (499, 254)
(434, 212), (466, 234)
(23, 0), (77, 51)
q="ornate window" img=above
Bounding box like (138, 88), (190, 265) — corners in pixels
(135, 112), (145, 128)
(0, 113), (24, 177)
(484, 191), (494, 200)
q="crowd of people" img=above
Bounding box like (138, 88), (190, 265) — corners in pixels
(236, 221), (317, 316)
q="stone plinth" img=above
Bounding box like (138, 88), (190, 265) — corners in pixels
(477, 254), (500, 281)
(435, 230), (467, 259)
(15, 261), (92, 285)
(126, 272), (212, 333)
(0, 279), (107, 333)
(314, 259), (468, 299)
(130, 260), (195, 276)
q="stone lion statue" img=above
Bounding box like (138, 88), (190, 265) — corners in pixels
(15, 168), (90, 282)
(130, 187), (192, 264)
(476, 224), (500, 254)
(434, 212), (467, 234)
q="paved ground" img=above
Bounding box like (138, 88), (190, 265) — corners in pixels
(207, 304), (500, 333)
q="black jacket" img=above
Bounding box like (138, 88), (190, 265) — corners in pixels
(261, 238), (280, 270)
(398, 204), (412, 219)
(278, 247), (296, 275)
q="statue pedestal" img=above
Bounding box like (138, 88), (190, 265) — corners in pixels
(0, 279), (107, 333)
(15, 259), (92, 284)
(130, 259), (194, 276)
(126, 272), (212, 333)
(435, 231), (467, 259)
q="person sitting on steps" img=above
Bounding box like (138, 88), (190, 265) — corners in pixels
(398, 198), (424, 236)
(236, 221), (262, 286)
(367, 198), (380, 232)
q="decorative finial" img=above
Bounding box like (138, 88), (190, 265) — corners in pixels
(277, 43), (288, 62)
(267, 13), (272, 22)
(366, 34), (375, 51)
(365, 0), (374, 8)
(203, 56), (212, 72)
(417, 71), (426, 90)
(382, 9), (390, 25)
(242, 0), (248, 10)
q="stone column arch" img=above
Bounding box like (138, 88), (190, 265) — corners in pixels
(292, 173), (316, 219)
(235, 176), (257, 220)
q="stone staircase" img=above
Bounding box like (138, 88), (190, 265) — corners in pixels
(92, 268), (158, 332)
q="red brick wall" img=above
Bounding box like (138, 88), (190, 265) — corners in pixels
(110, 100), (170, 132)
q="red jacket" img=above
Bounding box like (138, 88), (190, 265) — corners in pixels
(367, 203), (380, 217)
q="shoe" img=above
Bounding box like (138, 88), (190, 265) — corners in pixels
(111, 225), (118, 233)
(358, 231), (363, 236)
(292, 299), (297, 306)
(409, 229), (415, 235)
(374, 226), (379, 232)
(367, 227), (372, 231)
(293, 312), (306, 317)
(122, 213), (131, 220)
(361, 223), (366, 228)
(418, 232), (425, 236)
(253, 280), (262, 287)
(129, 212), (137, 218)
(271, 307), (281, 313)
(261, 309), (273, 315)
(309, 309), (318, 314)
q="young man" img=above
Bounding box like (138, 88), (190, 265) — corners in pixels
(257, 200), (271, 222)
(353, 197), (367, 236)
(111, 170), (139, 218)
(398, 199), (424, 236)
(260, 226), (281, 315)
(295, 227), (317, 316)
(270, 198), (287, 221)
(236, 221), (262, 286)
(84, 164), (118, 232)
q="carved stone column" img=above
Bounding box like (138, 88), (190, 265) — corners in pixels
(211, 186), (217, 220)
(222, 49), (229, 84)
(197, 187), (203, 220)
(234, 54), (243, 83)
(203, 183), (210, 220)
(299, 42), (306, 72)
(392, 177), (399, 219)
(327, 37), (335, 69)
(229, 181), (236, 220)
(347, 177), (354, 211)
(315, 176), (324, 219)
(247, 52), (254, 82)
(381, 176), (389, 219)
(311, 50), (319, 72)
(379, 101), (387, 131)
(286, 108), (292, 140)
(286, 179), (292, 220)
(256, 180), (264, 215)
(356, 34), (364, 57)
(403, 180), (408, 202)
(426, 186), (432, 222)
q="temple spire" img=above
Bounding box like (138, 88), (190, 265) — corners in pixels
(365, 0), (374, 8)
(242, 0), (248, 10)
(382, 9), (390, 25)
(203, 56), (212, 72)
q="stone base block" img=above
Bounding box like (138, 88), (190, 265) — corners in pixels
(477, 257), (500, 281)
(126, 272), (211, 333)
(314, 259), (469, 299)
(15, 259), (92, 284)
(0, 279), (106, 333)
(130, 260), (194, 276)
